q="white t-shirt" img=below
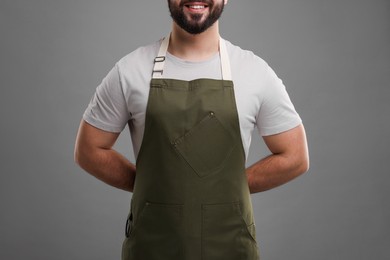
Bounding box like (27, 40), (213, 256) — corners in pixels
(83, 38), (302, 160)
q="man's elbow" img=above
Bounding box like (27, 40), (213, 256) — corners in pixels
(297, 154), (310, 175)
(74, 144), (89, 169)
(74, 145), (82, 167)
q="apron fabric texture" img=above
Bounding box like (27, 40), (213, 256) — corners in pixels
(121, 34), (260, 260)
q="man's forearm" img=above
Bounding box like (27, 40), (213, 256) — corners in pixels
(76, 148), (136, 192)
(246, 153), (308, 194)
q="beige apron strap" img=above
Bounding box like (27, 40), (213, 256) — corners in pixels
(152, 33), (232, 81)
(152, 34), (170, 79)
(219, 36), (232, 81)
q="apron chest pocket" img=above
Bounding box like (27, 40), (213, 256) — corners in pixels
(172, 112), (235, 178)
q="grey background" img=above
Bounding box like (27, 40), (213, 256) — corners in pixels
(1, 0), (389, 259)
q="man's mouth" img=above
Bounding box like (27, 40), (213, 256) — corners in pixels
(187, 4), (207, 9)
(184, 2), (209, 12)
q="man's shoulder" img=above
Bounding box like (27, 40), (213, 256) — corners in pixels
(224, 38), (270, 79)
(224, 39), (268, 69)
(116, 39), (161, 70)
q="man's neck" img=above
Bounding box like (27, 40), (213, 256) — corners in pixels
(168, 22), (220, 62)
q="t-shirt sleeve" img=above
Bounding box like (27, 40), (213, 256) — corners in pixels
(82, 63), (129, 133)
(256, 64), (302, 136)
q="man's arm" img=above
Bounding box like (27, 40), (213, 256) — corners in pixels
(74, 120), (136, 192)
(246, 124), (309, 193)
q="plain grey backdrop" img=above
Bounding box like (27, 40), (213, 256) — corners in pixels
(1, 0), (389, 259)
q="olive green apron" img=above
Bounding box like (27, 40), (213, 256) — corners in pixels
(121, 34), (260, 260)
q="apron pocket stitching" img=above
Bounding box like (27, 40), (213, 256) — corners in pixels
(126, 201), (184, 259)
(172, 113), (235, 178)
(237, 203), (258, 244)
(201, 201), (252, 260)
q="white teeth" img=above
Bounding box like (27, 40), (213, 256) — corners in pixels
(189, 5), (206, 9)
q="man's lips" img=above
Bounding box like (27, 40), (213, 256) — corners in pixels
(184, 2), (209, 12)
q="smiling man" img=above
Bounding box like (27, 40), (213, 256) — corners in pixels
(74, 1), (309, 259)
(168, 0), (225, 34)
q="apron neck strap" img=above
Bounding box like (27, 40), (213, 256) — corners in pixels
(152, 33), (232, 81)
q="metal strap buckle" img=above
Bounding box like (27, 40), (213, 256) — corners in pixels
(154, 56), (166, 63)
(152, 70), (163, 76)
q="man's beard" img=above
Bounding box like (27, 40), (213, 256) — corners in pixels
(168, 0), (225, 35)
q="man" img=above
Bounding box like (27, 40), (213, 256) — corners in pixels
(74, 0), (309, 259)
